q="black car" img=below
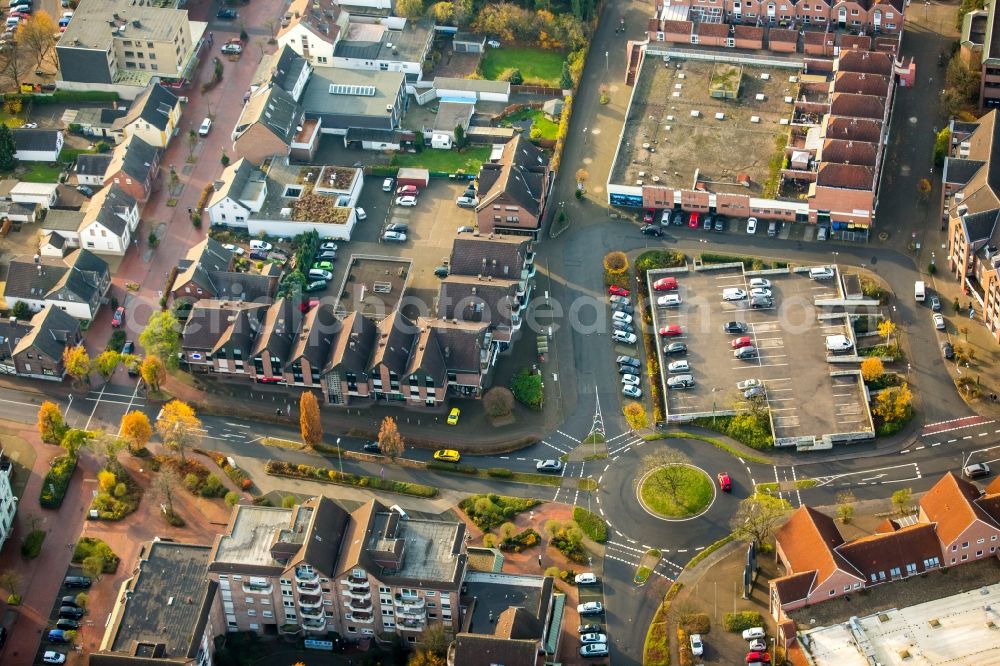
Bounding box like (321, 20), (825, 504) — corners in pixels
(61, 596), (79, 608)
(385, 223), (409, 233)
(75, 185), (93, 197)
(250, 250), (269, 260)
(578, 623), (601, 634)
(640, 224), (663, 237)
(55, 619), (79, 631)
(216, 8), (238, 18)
(942, 341), (954, 360)
(59, 606), (84, 619)
(663, 342), (687, 355)
(616, 355), (641, 368)
(611, 302), (634, 314)
(362, 441), (381, 454)
(63, 576), (91, 589)
(723, 321), (748, 334)
(618, 365), (635, 375)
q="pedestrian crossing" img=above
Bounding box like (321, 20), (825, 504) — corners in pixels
(605, 539), (682, 579)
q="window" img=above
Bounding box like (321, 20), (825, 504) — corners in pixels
(245, 597), (254, 604)
(263, 610), (273, 618)
(962, 554), (969, 561)
(952, 544), (958, 551)
(869, 573), (877, 582)
(379, 586), (391, 593)
(247, 610), (257, 617)
(963, 541), (970, 549)
(426, 591), (436, 597)
(878, 571), (886, 581)
(284, 600), (294, 608)
(829, 589), (835, 596)
(348, 626), (357, 633)
(979, 538), (986, 544)
(889, 567), (901, 578)
(978, 550), (984, 557)
(852, 582), (861, 590)
(905, 563), (917, 575)
(843, 585), (850, 592)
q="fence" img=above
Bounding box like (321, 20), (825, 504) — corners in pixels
(511, 84), (565, 96)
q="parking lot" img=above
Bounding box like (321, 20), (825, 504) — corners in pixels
(649, 266), (872, 443)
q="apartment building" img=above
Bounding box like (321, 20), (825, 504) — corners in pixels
(56, 0), (205, 98)
(0, 454), (16, 553)
(651, 0), (903, 33)
(961, 0), (1000, 109)
(207, 498), (466, 641)
(475, 135), (550, 237)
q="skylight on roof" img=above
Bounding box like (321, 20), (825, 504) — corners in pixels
(329, 84), (376, 96)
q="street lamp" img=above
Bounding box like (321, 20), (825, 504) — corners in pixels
(605, 51), (609, 71)
(336, 437), (343, 478)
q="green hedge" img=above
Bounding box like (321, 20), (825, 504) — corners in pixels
(573, 506), (607, 543)
(20, 529), (45, 558)
(265, 460), (437, 498)
(723, 610), (763, 633)
(700, 253), (788, 270)
(691, 413), (774, 450)
(5, 91), (120, 105)
(72, 537), (120, 572)
(427, 460), (478, 475)
(40, 454), (77, 508)
(511, 369), (543, 410)
(487, 467), (513, 479)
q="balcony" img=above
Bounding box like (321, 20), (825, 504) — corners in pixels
(347, 598), (373, 611)
(397, 616), (426, 631)
(300, 605), (324, 619)
(340, 576), (369, 589)
(242, 582), (272, 595)
(340, 587), (371, 601)
(346, 612), (374, 624)
(298, 594), (323, 609)
(295, 567), (318, 583)
(301, 617), (327, 633)
(296, 579), (320, 594)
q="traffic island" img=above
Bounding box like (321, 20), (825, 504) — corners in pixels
(637, 464), (714, 520)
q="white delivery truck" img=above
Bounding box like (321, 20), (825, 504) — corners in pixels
(915, 280), (926, 301)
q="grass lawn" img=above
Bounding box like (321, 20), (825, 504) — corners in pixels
(16, 163), (64, 183)
(481, 47), (566, 87)
(506, 108), (559, 140)
(391, 146), (492, 174)
(640, 466), (713, 518)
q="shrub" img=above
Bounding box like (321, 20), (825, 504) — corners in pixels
(20, 529), (45, 558)
(427, 461), (478, 474)
(573, 507), (607, 543)
(6, 594), (20, 605)
(680, 612), (710, 634)
(723, 611), (763, 633)
(459, 494), (540, 531)
(225, 491), (240, 507)
(603, 251), (628, 272)
(487, 467), (513, 479)
(483, 387), (515, 418)
(511, 368), (543, 410)
(693, 413), (773, 450)
(200, 474), (225, 498)
(264, 460), (438, 498)
(72, 537), (120, 573)
(163, 509), (185, 526)
(39, 455), (77, 508)
(499, 528), (540, 552)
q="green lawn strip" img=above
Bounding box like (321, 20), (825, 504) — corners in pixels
(391, 146), (492, 174)
(573, 506), (607, 543)
(643, 582), (683, 666)
(685, 534), (736, 570)
(427, 462), (562, 487)
(265, 461), (437, 498)
(643, 432), (772, 465)
(756, 479), (817, 495)
(506, 108), (559, 139)
(634, 548), (662, 584)
(15, 163), (63, 183)
(583, 432), (605, 445)
(577, 478), (598, 491)
(481, 47), (566, 86)
(640, 467), (713, 518)
(261, 436), (307, 451)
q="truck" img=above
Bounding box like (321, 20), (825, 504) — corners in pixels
(915, 280), (926, 301)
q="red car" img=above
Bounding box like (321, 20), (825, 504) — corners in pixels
(608, 285), (630, 297)
(688, 212), (700, 228)
(717, 472), (732, 492)
(643, 210), (655, 224)
(746, 652), (771, 664)
(396, 185), (419, 196)
(659, 324), (682, 337)
(299, 298), (320, 313)
(111, 306), (125, 328)
(653, 277), (678, 291)
(731, 336), (753, 349)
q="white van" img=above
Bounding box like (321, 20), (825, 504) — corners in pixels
(914, 280), (926, 302)
(825, 335), (853, 352)
(809, 266), (835, 280)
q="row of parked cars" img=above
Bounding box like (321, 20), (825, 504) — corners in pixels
(575, 575), (609, 658)
(607, 286), (645, 398)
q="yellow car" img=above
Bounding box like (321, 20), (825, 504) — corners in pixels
(447, 407), (461, 425)
(434, 449), (461, 463)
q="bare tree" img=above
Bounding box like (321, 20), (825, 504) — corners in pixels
(0, 42), (31, 90)
(151, 469), (180, 517)
(730, 493), (790, 546)
(638, 449), (691, 507)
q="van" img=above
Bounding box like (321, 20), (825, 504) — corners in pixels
(198, 117), (212, 136)
(389, 504), (408, 519)
(308, 268), (333, 281)
(809, 266), (835, 280)
(657, 294), (682, 307)
(825, 335), (853, 352)
(767, 221), (778, 237)
(817, 226), (828, 241)
(914, 280), (926, 302)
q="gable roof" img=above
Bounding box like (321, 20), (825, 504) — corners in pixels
(115, 83), (178, 132)
(919, 472), (1000, 544)
(106, 134), (161, 183)
(278, 0), (343, 45)
(403, 325), (446, 384)
(835, 523), (943, 581)
(270, 45), (310, 97)
(13, 306), (79, 360)
(13, 129), (61, 152)
(825, 116), (883, 142)
(76, 153), (113, 178)
(433, 101), (474, 133)
(437, 275), (519, 330)
(770, 571), (816, 606)
(425, 318), (489, 373)
(181, 300), (266, 354)
(775, 506), (861, 585)
(816, 162), (876, 190)
(83, 183), (137, 237)
(449, 634), (539, 666)
(234, 84), (303, 146)
(476, 135), (548, 217)
(251, 298), (298, 360)
(837, 50), (894, 75)
(367, 310), (416, 375)
(286, 496), (350, 579)
(4, 249), (108, 306)
(208, 158), (257, 210)
(175, 238), (234, 295)
(286, 302), (339, 370)
(820, 139), (878, 166)
(830, 93), (886, 120)
(325, 311), (377, 374)
(449, 235), (529, 278)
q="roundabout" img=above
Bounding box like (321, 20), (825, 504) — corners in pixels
(636, 463), (716, 521)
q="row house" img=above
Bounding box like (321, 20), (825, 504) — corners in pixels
(78, 183), (140, 256)
(180, 300), (267, 374)
(103, 134), (162, 204)
(2, 249), (111, 321)
(173, 238), (277, 304)
(0, 307), (81, 382)
(770, 472), (1000, 626)
(475, 135), (550, 238)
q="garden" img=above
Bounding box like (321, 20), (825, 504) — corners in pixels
(390, 146), (492, 175)
(481, 47), (567, 87)
(459, 494), (540, 531)
(265, 460), (438, 498)
(89, 464), (143, 521)
(503, 107), (559, 141)
(39, 454), (77, 509)
(72, 537), (120, 575)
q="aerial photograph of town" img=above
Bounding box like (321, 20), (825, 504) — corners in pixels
(0, 0), (995, 662)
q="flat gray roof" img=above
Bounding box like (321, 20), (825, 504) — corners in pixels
(463, 572), (547, 635)
(60, 0), (189, 52)
(301, 66), (404, 118)
(382, 516), (463, 583)
(213, 505), (292, 567)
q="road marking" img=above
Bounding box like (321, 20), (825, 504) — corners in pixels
(557, 430), (582, 443)
(900, 449), (910, 454)
(915, 446), (925, 450)
(225, 422), (251, 429)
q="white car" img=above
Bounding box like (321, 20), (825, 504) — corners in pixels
(809, 266), (835, 280)
(612, 311), (633, 325)
(933, 313), (945, 330)
(575, 572), (598, 584)
(667, 360), (690, 373)
(198, 117), (212, 136)
(536, 459), (563, 472)
(690, 633), (704, 656)
(750, 287), (773, 299)
(577, 601), (604, 615)
(579, 643), (609, 657)
(622, 385), (642, 398)
(743, 627), (766, 641)
(612, 330), (637, 344)
(621, 374), (640, 387)
(749, 638), (767, 651)
(395, 195), (418, 207)
(319, 242), (338, 251)
(723, 288), (747, 301)
(746, 217), (758, 234)
(356, 207), (367, 221)
(383, 231), (407, 242)
(667, 374), (695, 389)
(580, 632), (608, 644)
(825, 334), (853, 352)
(221, 244), (244, 255)
(657, 294), (682, 307)
(749, 278), (771, 288)
(43, 653), (67, 665)
(249, 239), (272, 251)
(737, 379), (762, 391)
(382, 178), (394, 191)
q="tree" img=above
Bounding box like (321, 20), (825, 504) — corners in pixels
(408, 651), (446, 666)
(0, 569), (22, 601)
(396, 0), (425, 18)
(89, 432), (123, 468)
(98, 469), (117, 493)
(623, 402), (648, 430)
(730, 493), (790, 547)
(82, 554), (105, 581)
(954, 342), (976, 365)
(933, 127), (950, 168)
(575, 168), (589, 187)
(860, 357), (885, 382)
(63, 345), (92, 385)
(19, 11), (57, 65)
(140, 355), (166, 393)
(94, 350), (121, 382)
(603, 251), (628, 272)
(420, 623), (450, 657)
(37, 400), (66, 444)
(378, 416), (405, 459)
(139, 311), (181, 369)
(11, 301), (30, 320)
(0, 45), (31, 101)
(151, 468), (180, 516)
(119, 411), (152, 453)
(836, 490), (855, 524)
(453, 124), (467, 149)
(155, 400), (202, 461)
(187, 129), (197, 156)
(60, 428), (90, 456)
(225, 491), (240, 507)
(483, 387), (514, 418)
(501, 67), (523, 85)
(874, 383), (913, 424)
(299, 391), (323, 448)
(560, 60), (573, 89)
(282, 495), (298, 508)
(429, 1), (454, 24)
(891, 488), (912, 515)
(917, 178), (932, 204)
(639, 449), (691, 507)
(877, 319), (897, 346)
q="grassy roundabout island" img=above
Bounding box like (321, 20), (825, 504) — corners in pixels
(639, 465), (714, 519)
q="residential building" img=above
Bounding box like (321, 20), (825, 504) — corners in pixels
(206, 159), (266, 228)
(252, 45), (313, 103)
(76, 153), (114, 186)
(971, 0), (1000, 109)
(282, 302), (338, 387)
(78, 183), (140, 255)
(207, 497), (466, 640)
(249, 298), (299, 381)
(332, 18), (434, 81)
(9, 182), (58, 209)
(232, 84), (315, 164)
(180, 299), (267, 374)
(172, 237), (276, 303)
(475, 136), (550, 237)
(0, 454), (16, 553)
(300, 66), (407, 136)
(90, 540), (222, 666)
(275, 0), (350, 67)
(943, 111), (1000, 342)
(40, 209), (86, 255)
(0, 307), (81, 382)
(111, 83), (182, 148)
(2, 250), (111, 321)
(428, 102), (474, 150)
(71, 106), (128, 144)
(12, 129), (64, 162)
(56, 0), (205, 98)
(103, 134), (162, 203)
(769, 472), (1000, 627)
(343, 127), (417, 152)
